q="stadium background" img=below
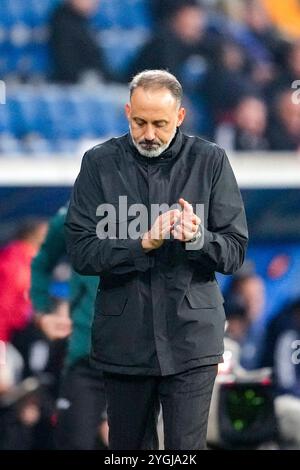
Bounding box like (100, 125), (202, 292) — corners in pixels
(0, 0), (300, 450)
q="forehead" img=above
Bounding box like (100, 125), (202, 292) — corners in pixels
(130, 87), (178, 115)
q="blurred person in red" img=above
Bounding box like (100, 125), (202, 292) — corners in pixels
(0, 220), (74, 450)
(0, 219), (48, 344)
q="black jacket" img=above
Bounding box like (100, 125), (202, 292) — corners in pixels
(65, 131), (248, 375)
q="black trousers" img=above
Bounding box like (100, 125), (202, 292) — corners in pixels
(103, 364), (217, 450)
(55, 359), (107, 450)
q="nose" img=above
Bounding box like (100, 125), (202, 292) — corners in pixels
(144, 124), (155, 141)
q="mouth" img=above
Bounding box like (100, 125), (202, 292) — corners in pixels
(139, 142), (161, 150)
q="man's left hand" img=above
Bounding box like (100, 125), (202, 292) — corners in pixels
(171, 198), (201, 242)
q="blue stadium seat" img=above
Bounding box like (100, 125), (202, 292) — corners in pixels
(56, 97), (87, 139)
(27, 44), (51, 75)
(0, 103), (11, 134)
(14, 94), (42, 136)
(1, 3), (14, 28)
(54, 138), (79, 153)
(39, 90), (69, 139)
(0, 85), (129, 153)
(0, 133), (23, 154)
(93, 0), (151, 30)
(4, 0), (60, 26)
(100, 29), (149, 75)
(0, 0), (152, 78)
(23, 134), (55, 154)
(5, 0), (25, 23)
(121, 0), (151, 29)
(9, 24), (32, 48)
(7, 97), (26, 136)
(86, 97), (117, 137)
(28, 0), (61, 26)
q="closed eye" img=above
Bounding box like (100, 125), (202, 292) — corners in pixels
(154, 121), (168, 128)
(134, 118), (146, 127)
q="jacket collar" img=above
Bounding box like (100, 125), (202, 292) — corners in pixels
(126, 128), (183, 164)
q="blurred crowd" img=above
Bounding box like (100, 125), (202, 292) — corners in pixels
(133, 0), (300, 150)
(30, 0), (300, 151)
(1, 0), (300, 451)
(0, 214), (300, 449)
(40, 0), (300, 150)
(1, 0), (300, 151)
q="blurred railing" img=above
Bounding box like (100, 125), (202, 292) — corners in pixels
(0, 152), (300, 187)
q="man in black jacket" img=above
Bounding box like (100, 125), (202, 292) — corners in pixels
(65, 70), (248, 450)
(49, 0), (109, 83)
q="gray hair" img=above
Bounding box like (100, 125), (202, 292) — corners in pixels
(129, 70), (183, 106)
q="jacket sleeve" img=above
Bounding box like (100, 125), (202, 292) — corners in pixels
(30, 208), (67, 312)
(65, 151), (154, 276)
(185, 148), (248, 274)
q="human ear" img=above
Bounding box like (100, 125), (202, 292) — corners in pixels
(177, 107), (186, 126)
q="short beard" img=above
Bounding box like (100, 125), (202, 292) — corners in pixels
(130, 126), (177, 158)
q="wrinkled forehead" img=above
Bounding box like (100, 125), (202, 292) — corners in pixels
(130, 86), (179, 109)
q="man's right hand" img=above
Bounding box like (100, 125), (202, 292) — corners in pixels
(36, 307), (72, 341)
(141, 209), (181, 252)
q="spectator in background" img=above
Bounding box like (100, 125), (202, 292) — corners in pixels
(49, 0), (110, 84)
(268, 90), (300, 151)
(31, 206), (108, 450)
(260, 298), (300, 396)
(218, 0), (247, 22)
(242, 0), (284, 92)
(271, 41), (300, 94)
(216, 1), (285, 102)
(260, 299), (300, 446)
(0, 219), (48, 345)
(239, 0), (284, 65)
(131, 1), (220, 93)
(224, 296), (249, 344)
(150, 0), (200, 28)
(225, 266), (266, 370)
(203, 40), (255, 127)
(216, 95), (269, 151)
(0, 218), (48, 443)
(131, 1), (222, 136)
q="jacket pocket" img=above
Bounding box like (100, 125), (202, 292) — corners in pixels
(185, 283), (224, 309)
(96, 288), (128, 316)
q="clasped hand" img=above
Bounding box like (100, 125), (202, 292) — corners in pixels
(141, 198), (201, 251)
